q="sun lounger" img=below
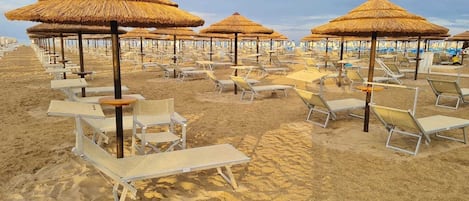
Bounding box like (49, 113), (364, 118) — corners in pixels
(427, 78), (469, 109)
(230, 76), (293, 102)
(82, 115), (134, 145)
(71, 86), (130, 96)
(206, 71), (259, 93)
(375, 58), (405, 84)
(294, 88), (364, 128)
(345, 69), (394, 91)
(371, 104), (469, 155)
(81, 137), (250, 201)
(47, 100), (250, 201)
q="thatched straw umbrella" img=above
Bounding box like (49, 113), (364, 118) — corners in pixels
(150, 27), (197, 77)
(196, 32), (231, 61)
(27, 23), (126, 97)
(447, 31), (469, 64)
(200, 12), (273, 94)
(311, 0), (448, 132)
(121, 28), (160, 69)
(5, 0), (204, 158)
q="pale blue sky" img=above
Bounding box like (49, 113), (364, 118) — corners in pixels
(1, 0), (468, 44)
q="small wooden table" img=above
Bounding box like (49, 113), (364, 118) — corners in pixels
(99, 96), (138, 107)
(355, 85), (385, 92)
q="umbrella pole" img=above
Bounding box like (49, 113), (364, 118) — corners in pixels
(325, 38), (329, 69)
(234, 33), (238, 94)
(414, 36), (421, 80)
(78, 32), (86, 97)
(173, 35), (177, 78)
(338, 37), (344, 87)
(140, 36), (144, 70)
(210, 37), (213, 61)
(256, 36), (259, 63)
(60, 33), (67, 79)
(358, 40), (362, 59)
(364, 32), (377, 132)
(110, 21), (124, 159)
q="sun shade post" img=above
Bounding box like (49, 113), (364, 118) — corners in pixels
(414, 36), (422, 80)
(364, 32), (378, 132)
(60, 33), (66, 79)
(234, 32), (239, 94)
(78, 32), (86, 97)
(209, 37), (213, 61)
(110, 20), (124, 159)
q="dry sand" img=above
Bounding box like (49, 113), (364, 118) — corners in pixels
(1, 46), (469, 200)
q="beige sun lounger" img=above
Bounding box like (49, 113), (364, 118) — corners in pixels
(81, 137), (250, 201)
(375, 58), (405, 85)
(82, 115), (134, 145)
(295, 88), (364, 128)
(206, 71), (259, 93)
(47, 100), (250, 201)
(71, 86), (130, 95)
(231, 76), (293, 102)
(371, 104), (469, 155)
(426, 77), (469, 109)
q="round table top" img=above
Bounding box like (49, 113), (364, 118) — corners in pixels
(355, 85), (385, 92)
(99, 96), (137, 106)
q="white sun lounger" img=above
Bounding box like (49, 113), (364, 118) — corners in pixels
(71, 86), (130, 95)
(47, 100), (250, 201)
(206, 71), (259, 93)
(371, 104), (469, 155)
(230, 76), (293, 102)
(426, 78), (469, 109)
(294, 88), (364, 128)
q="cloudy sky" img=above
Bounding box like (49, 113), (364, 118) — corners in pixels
(1, 0), (468, 44)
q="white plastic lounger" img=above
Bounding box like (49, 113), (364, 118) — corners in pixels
(294, 88), (364, 128)
(206, 71), (259, 93)
(371, 104), (469, 155)
(426, 78), (469, 109)
(47, 100), (250, 201)
(82, 116), (134, 144)
(71, 86), (129, 95)
(72, 94), (145, 104)
(81, 137), (250, 201)
(230, 76), (293, 102)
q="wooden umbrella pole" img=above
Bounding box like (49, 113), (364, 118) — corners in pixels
(78, 32), (86, 97)
(338, 36), (344, 87)
(256, 36), (259, 63)
(111, 20), (124, 159)
(209, 37), (213, 61)
(364, 32), (377, 132)
(173, 35), (177, 78)
(60, 33), (66, 79)
(234, 33), (238, 94)
(414, 36), (421, 80)
(140, 36), (144, 69)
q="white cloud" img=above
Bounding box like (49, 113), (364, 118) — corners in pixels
(298, 15), (338, 21)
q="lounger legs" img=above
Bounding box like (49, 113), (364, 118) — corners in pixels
(435, 127), (468, 144)
(436, 94), (461, 109)
(385, 127), (423, 156)
(113, 181), (137, 201)
(217, 166), (239, 189)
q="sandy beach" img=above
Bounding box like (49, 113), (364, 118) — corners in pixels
(1, 45), (469, 201)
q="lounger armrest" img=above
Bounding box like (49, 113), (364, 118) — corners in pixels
(171, 112), (187, 125)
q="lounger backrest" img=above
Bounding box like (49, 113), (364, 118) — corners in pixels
(427, 78), (461, 95)
(375, 58), (400, 76)
(82, 136), (128, 179)
(346, 69), (363, 82)
(230, 76), (253, 91)
(370, 104), (423, 132)
(134, 98), (174, 123)
(206, 70), (218, 83)
(294, 88), (329, 109)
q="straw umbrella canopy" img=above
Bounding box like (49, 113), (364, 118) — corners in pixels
(200, 12), (273, 94)
(311, 0), (448, 132)
(151, 27), (197, 77)
(196, 32), (231, 61)
(121, 28), (160, 68)
(27, 23), (126, 91)
(5, 0), (204, 158)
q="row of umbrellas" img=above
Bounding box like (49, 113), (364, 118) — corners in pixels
(4, 0), (460, 157)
